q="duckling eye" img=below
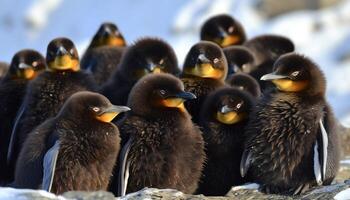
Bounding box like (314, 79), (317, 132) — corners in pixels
(159, 59), (164, 65)
(159, 89), (166, 95)
(236, 102), (243, 109)
(92, 107), (100, 112)
(32, 61), (38, 67)
(213, 58), (219, 64)
(70, 49), (75, 55)
(228, 26), (234, 33)
(291, 71), (300, 77)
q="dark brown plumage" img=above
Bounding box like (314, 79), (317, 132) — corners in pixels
(81, 22), (127, 86)
(201, 14), (246, 47)
(196, 88), (255, 196)
(226, 73), (261, 98)
(0, 50), (46, 185)
(181, 41), (227, 123)
(223, 46), (255, 76)
(101, 38), (180, 106)
(241, 53), (340, 195)
(7, 38), (97, 179)
(109, 73), (205, 195)
(243, 34), (295, 91)
(14, 91), (129, 194)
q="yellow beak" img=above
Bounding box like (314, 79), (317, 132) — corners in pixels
(260, 73), (309, 92)
(48, 55), (80, 72)
(272, 79), (309, 92)
(95, 105), (131, 123)
(186, 63), (223, 79)
(162, 98), (186, 112)
(216, 111), (244, 124)
(152, 67), (162, 74)
(221, 35), (241, 47)
(96, 112), (119, 123)
(23, 68), (35, 79)
(105, 36), (126, 47)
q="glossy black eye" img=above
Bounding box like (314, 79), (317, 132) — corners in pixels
(213, 58), (219, 64)
(92, 107), (100, 112)
(159, 89), (166, 95)
(70, 49), (75, 55)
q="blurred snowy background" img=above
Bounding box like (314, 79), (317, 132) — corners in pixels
(0, 0), (349, 125)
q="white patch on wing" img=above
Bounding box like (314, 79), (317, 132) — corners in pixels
(231, 183), (260, 191)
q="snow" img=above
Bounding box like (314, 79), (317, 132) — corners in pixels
(0, 187), (65, 200)
(334, 188), (350, 200)
(0, 0), (350, 125)
(341, 160), (350, 165)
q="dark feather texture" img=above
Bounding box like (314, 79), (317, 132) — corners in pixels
(101, 38), (179, 106)
(200, 14), (246, 47)
(0, 78), (27, 184)
(0, 49), (46, 184)
(14, 92), (121, 194)
(196, 88), (255, 196)
(181, 41), (227, 123)
(226, 73), (261, 98)
(241, 54), (339, 195)
(182, 77), (224, 122)
(7, 71), (96, 178)
(81, 46), (126, 86)
(109, 74), (205, 195)
(244, 35), (295, 91)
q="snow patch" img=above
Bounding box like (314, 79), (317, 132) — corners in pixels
(334, 188), (350, 200)
(25, 0), (63, 34)
(0, 187), (66, 200)
(341, 160), (350, 165)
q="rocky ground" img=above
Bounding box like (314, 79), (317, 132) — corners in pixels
(1, 181), (349, 200)
(337, 124), (350, 182)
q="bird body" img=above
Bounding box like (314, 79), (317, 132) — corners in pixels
(14, 92), (129, 194)
(181, 41), (228, 123)
(0, 50), (46, 184)
(101, 38), (179, 106)
(197, 88), (255, 196)
(241, 53), (340, 195)
(109, 74), (205, 196)
(7, 38), (97, 178)
(81, 22), (127, 86)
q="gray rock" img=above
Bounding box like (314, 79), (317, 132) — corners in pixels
(119, 182), (350, 200)
(62, 191), (115, 200)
